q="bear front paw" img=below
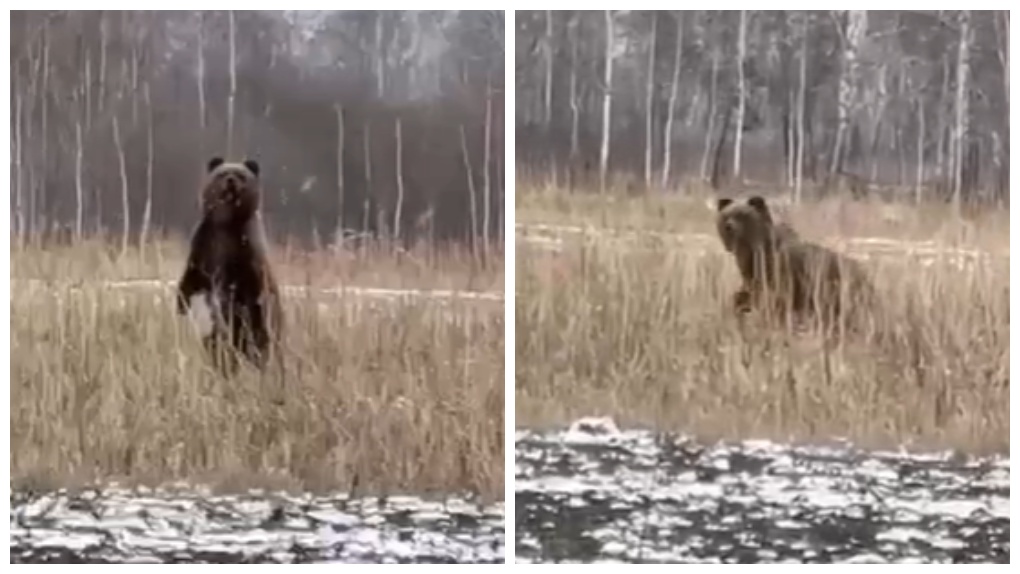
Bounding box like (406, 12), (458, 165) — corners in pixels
(732, 289), (753, 313)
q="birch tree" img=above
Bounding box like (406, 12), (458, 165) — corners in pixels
(599, 10), (615, 193)
(733, 10), (748, 180)
(660, 12), (683, 188)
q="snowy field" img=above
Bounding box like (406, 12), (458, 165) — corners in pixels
(11, 488), (505, 564)
(516, 418), (1009, 564)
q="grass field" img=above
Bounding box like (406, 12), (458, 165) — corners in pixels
(10, 237), (504, 500)
(516, 182), (1009, 453)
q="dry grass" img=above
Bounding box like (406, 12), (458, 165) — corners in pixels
(13, 233), (504, 293)
(516, 183), (1009, 453)
(10, 237), (504, 500)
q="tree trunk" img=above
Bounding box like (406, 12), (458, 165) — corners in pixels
(74, 119), (84, 241)
(699, 47), (720, 182)
(830, 10), (866, 178)
(915, 97), (925, 204)
(141, 82), (154, 248)
(643, 12), (657, 189)
(795, 13), (808, 204)
(733, 10), (748, 180)
(38, 21), (50, 236)
(227, 11), (237, 155)
(335, 104), (345, 246)
(568, 14), (580, 172)
(197, 12), (206, 130)
(113, 115), (130, 254)
(14, 85), (24, 241)
(952, 10), (971, 208)
(363, 121), (373, 237)
(483, 78), (493, 246)
(543, 10), (554, 131)
(98, 13), (107, 113)
(459, 125), (479, 251)
(393, 118), (404, 241)
(661, 12), (683, 189)
(599, 10), (615, 194)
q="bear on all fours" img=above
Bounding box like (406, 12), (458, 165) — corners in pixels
(715, 194), (876, 336)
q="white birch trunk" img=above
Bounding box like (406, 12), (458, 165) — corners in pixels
(75, 119), (84, 240)
(599, 10), (615, 193)
(335, 104), (345, 246)
(699, 48), (719, 181)
(795, 14), (808, 204)
(459, 125), (479, 248)
(543, 10), (554, 130)
(393, 118), (404, 241)
(227, 11), (237, 155)
(141, 83), (154, 248)
(952, 10), (971, 207)
(568, 15), (580, 164)
(661, 12), (683, 189)
(113, 115), (130, 253)
(197, 12), (206, 130)
(643, 13), (657, 189)
(733, 10), (747, 180)
(483, 79), (493, 246)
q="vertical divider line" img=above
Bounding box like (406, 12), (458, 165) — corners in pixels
(504, 7), (517, 564)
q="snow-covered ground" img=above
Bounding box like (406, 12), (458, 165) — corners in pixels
(11, 488), (504, 564)
(516, 418), (1009, 564)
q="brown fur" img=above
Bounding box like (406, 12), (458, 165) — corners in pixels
(716, 195), (875, 335)
(176, 157), (284, 375)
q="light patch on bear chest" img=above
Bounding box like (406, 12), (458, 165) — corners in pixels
(187, 292), (223, 338)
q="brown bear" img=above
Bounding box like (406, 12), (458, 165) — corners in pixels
(716, 195), (875, 336)
(176, 157), (284, 375)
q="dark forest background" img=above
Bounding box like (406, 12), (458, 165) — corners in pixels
(11, 10), (505, 248)
(516, 10), (1008, 204)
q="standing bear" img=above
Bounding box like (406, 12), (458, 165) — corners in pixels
(176, 156), (284, 375)
(715, 195), (875, 336)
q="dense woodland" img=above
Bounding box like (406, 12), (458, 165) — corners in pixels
(516, 10), (1009, 204)
(11, 10), (505, 247)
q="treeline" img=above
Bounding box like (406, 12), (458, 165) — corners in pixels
(11, 10), (505, 247)
(516, 10), (1008, 204)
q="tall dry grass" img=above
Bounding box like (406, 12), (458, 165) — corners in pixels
(13, 233), (503, 292)
(10, 238), (504, 500)
(516, 184), (1008, 453)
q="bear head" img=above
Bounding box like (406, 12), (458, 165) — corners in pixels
(715, 195), (775, 254)
(202, 156), (261, 225)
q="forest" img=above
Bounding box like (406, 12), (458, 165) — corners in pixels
(10, 10), (505, 247)
(516, 10), (1009, 204)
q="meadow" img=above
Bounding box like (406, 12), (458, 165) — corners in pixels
(515, 182), (1009, 453)
(11, 236), (505, 500)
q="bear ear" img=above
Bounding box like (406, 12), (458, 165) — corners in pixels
(207, 157), (225, 173)
(747, 196), (769, 215)
(243, 159), (261, 177)
(716, 198), (734, 212)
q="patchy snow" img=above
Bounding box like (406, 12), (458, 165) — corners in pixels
(516, 420), (1008, 564)
(11, 488), (504, 564)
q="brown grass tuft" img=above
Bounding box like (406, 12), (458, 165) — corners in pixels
(10, 238), (504, 500)
(516, 184), (1008, 453)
